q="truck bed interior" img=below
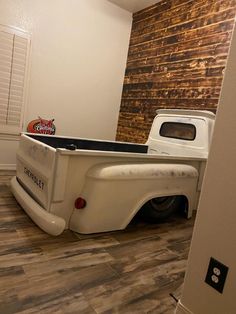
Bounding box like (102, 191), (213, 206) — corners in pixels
(28, 134), (148, 154)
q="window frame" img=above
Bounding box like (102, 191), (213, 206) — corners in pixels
(159, 121), (197, 141)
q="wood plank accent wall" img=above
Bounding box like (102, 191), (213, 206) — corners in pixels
(116, 0), (236, 143)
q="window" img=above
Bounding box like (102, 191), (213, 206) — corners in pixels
(160, 122), (196, 141)
(0, 25), (30, 137)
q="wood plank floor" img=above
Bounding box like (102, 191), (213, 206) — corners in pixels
(0, 171), (195, 314)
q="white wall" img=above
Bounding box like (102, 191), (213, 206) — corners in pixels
(0, 0), (132, 169)
(176, 25), (236, 314)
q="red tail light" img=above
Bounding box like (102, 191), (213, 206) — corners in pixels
(75, 197), (87, 209)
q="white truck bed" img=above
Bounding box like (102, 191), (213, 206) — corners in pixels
(11, 109), (214, 236)
(11, 133), (205, 235)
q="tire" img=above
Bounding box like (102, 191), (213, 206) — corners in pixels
(140, 195), (182, 222)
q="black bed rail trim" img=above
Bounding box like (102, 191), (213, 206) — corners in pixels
(28, 135), (148, 154)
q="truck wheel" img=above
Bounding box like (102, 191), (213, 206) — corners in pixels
(141, 195), (182, 222)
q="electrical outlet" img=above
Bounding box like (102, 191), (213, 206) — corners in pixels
(205, 257), (229, 293)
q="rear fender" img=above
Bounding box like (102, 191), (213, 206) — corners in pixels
(69, 162), (198, 234)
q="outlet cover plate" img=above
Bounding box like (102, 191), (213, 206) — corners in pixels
(205, 257), (229, 293)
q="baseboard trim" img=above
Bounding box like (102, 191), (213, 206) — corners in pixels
(0, 164), (16, 171)
(175, 301), (193, 314)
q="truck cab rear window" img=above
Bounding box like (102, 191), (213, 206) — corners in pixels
(160, 122), (196, 141)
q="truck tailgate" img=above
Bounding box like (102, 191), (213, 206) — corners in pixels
(16, 134), (56, 210)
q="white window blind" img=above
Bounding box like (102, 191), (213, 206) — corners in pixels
(0, 25), (30, 136)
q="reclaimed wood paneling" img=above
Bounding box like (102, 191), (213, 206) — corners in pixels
(116, 0), (236, 143)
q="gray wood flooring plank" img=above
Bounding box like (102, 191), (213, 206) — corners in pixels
(0, 173), (194, 314)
